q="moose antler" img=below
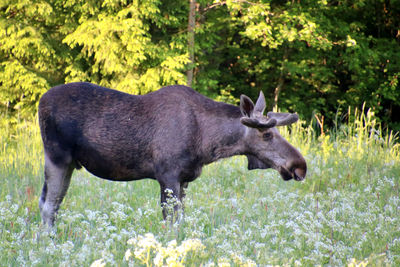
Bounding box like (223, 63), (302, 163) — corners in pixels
(240, 117), (277, 129)
(267, 112), (299, 126)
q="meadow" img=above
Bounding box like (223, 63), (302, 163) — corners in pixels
(0, 107), (399, 266)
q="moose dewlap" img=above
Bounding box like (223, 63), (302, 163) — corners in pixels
(38, 82), (306, 226)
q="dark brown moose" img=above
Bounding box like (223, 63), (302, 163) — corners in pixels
(38, 82), (307, 226)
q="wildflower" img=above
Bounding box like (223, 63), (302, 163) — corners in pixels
(138, 233), (159, 249)
(134, 247), (148, 263)
(127, 238), (136, 245)
(125, 234), (206, 266)
(347, 258), (368, 267)
(231, 252), (256, 267)
(180, 238), (205, 254)
(154, 252), (164, 267)
(218, 257), (231, 267)
(90, 258), (106, 267)
(124, 249), (132, 261)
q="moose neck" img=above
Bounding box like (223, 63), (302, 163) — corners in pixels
(200, 103), (247, 164)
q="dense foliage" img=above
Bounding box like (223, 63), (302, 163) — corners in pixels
(1, 0), (399, 130)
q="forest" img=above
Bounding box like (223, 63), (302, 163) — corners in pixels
(1, 0), (400, 131)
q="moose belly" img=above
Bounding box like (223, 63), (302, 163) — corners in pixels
(74, 146), (154, 181)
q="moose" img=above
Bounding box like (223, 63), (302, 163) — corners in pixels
(38, 82), (307, 226)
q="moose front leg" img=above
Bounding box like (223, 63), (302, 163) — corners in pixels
(158, 179), (183, 222)
(180, 182), (189, 200)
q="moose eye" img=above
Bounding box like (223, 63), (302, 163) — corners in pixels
(263, 132), (273, 141)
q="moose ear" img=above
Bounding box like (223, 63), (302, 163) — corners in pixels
(254, 91), (266, 114)
(240, 117), (277, 129)
(240, 95), (254, 117)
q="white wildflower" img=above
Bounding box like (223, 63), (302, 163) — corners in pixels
(90, 258), (106, 267)
(137, 233), (160, 250)
(124, 249), (132, 261)
(154, 252), (164, 267)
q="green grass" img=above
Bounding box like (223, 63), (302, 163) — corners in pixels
(0, 108), (399, 266)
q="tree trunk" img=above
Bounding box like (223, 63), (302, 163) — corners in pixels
(273, 48), (288, 111)
(187, 0), (196, 87)
(273, 75), (284, 112)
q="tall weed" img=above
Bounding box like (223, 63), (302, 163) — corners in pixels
(281, 105), (399, 193)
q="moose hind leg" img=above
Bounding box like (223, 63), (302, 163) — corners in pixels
(39, 153), (74, 227)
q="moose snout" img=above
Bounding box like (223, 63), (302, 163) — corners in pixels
(290, 156), (307, 181)
(279, 156), (307, 181)
(293, 165), (307, 181)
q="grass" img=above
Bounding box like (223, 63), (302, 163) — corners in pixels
(0, 107), (399, 266)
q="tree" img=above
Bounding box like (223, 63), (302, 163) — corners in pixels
(61, 0), (191, 94)
(187, 0), (196, 87)
(1, 0), (191, 116)
(0, 0), (66, 116)
(193, 0), (400, 130)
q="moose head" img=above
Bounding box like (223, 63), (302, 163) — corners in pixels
(240, 92), (307, 181)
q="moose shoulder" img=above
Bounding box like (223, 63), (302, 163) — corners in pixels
(38, 82), (307, 226)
